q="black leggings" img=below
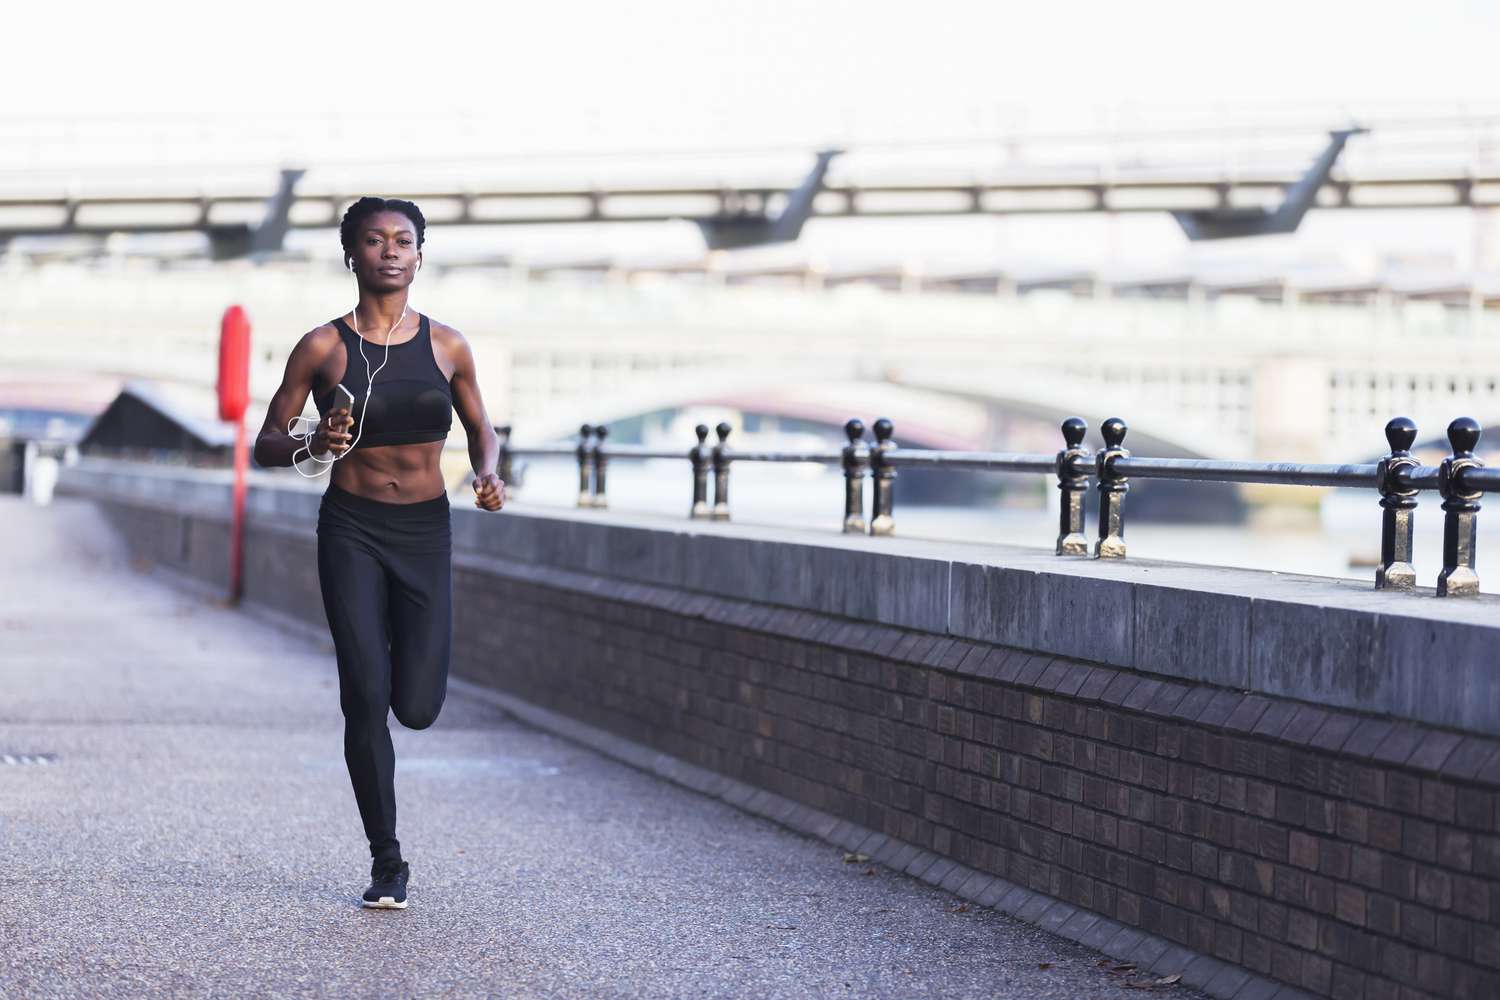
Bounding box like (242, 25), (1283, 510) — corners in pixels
(316, 483), (452, 866)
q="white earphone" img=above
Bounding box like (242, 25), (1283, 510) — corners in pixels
(287, 304), (409, 478)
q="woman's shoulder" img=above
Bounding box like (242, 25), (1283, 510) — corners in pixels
(425, 315), (473, 355)
(288, 322), (344, 363)
(289, 322), (343, 358)
(424, 314), (464, 341)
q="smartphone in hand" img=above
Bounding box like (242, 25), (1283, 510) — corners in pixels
(335, 384), (357, 432)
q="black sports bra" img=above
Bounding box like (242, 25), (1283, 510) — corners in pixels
(314, 312), (453, 448)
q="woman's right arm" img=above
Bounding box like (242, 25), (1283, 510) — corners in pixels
(252, 328), (351, 468)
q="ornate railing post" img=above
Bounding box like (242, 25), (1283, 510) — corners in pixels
(868, 417), (896, 536)
(711, 421), (732, 520)
(689, 424), (711, 519)
(575, 423), (593, 508)
(496, 424), (513, 500)
(1437, 417), (1484, 597)
(591, 424), (609, 509)
(1056, 416), (1090, 556)
(1375, 416), (1419, 590)
(841, 418), (868, 534)
(1094, 417), (1129, 559)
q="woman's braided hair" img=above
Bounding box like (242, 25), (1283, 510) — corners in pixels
(339, 197), (427, 269)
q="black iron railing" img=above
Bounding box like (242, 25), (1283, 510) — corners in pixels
(494, 415), (1494, 597)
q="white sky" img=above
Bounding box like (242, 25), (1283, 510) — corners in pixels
(9, 2), (1500, 124)
(8, 1), (1500, 274)
(11, 3), (1500, 119)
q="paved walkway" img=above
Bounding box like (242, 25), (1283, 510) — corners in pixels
(1, 497), (1203, 999)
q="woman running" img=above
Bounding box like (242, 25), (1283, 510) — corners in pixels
(252, 197), (504, 910)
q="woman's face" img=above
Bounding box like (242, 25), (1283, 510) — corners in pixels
(351, 210), (421, 290)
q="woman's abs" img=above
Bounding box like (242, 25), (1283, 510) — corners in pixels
(330, 440), (448, 503)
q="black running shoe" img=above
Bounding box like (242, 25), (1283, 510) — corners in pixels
(362, 860), (409, 909)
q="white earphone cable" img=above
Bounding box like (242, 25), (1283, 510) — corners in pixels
(288, 304), (409, 478)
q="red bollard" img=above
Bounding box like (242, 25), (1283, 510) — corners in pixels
(217, 306), (251, 604)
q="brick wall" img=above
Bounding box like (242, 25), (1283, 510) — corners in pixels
(453, 560), (1500, 1000)
(97, 496), (1500, 1000)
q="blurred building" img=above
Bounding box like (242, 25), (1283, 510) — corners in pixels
(77, 382), (234, 466)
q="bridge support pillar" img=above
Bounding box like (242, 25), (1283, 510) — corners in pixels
(1251, 358), (1329, 462)
(1246, 358), (1332, 523)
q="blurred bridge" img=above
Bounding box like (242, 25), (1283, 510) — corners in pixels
(4, 263), (1499, 463)
(9, 120), (1500, 258)
(5, 160), (1499, 243)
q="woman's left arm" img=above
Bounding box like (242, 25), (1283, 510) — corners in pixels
(445, 326), (504, 512)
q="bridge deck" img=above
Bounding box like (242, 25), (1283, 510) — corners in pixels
(0, 497), (1202, 999)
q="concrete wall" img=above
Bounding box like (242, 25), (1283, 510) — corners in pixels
(61, 459), (1500, 1000)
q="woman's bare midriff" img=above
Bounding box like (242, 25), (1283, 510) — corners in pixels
(330, 441), (449, 503)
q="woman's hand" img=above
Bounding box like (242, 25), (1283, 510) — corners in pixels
(313, 408), (354, 457)
(473, 472), (505, 511)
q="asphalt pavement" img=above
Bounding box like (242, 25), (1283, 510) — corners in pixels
(0, 497), (1204, 999)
